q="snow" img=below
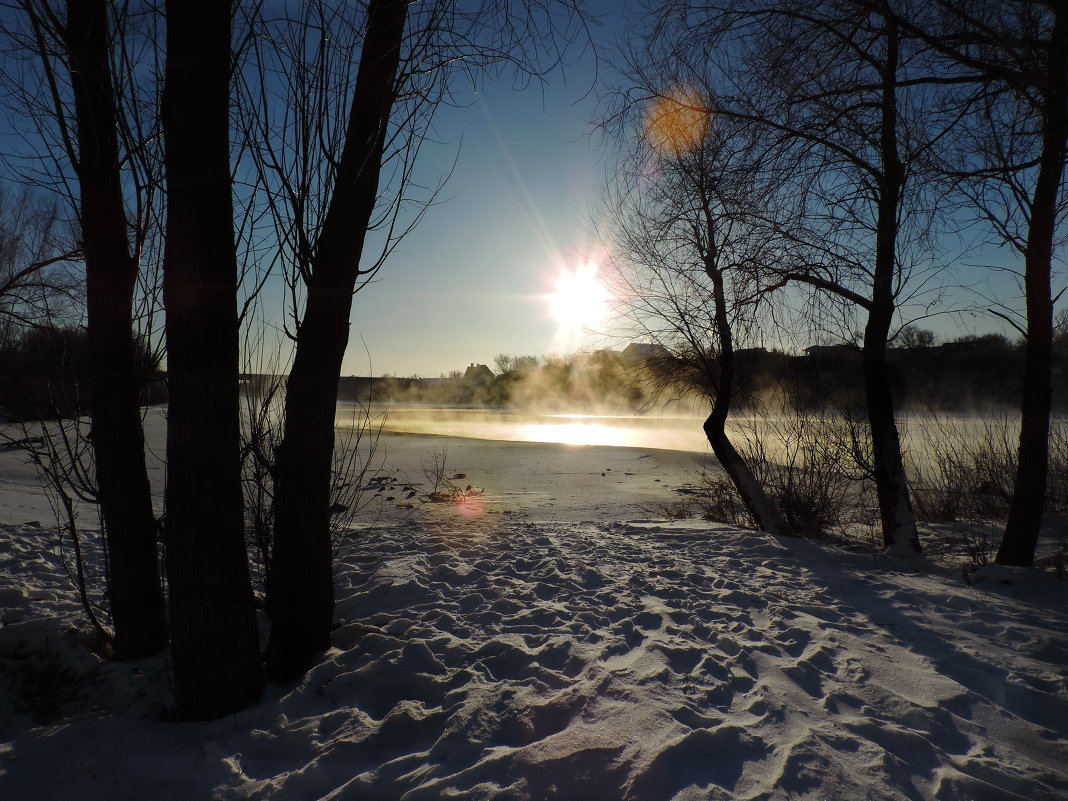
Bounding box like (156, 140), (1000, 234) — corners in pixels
(1, 420), (1067, 800)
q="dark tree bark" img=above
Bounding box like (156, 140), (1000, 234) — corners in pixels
(732, 4), (921, 553)
(702, 234), (787, 536)
(264, 0), (410, 681)
(998, 6), (1068, 566)
(866, 15), (920, 554)
(162, 0), (263, 718)
(64, 0), (167, 658)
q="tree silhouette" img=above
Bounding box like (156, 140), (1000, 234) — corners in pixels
(1, 0), (169, 657)
(161, 0), (263, 717)
(897, 0), (1068, 566)
(243, 0), (591, 680)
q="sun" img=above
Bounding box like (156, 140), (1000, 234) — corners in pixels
(548, 262), (610, 333)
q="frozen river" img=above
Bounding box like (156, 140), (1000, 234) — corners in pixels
(336, 402), (1047, 475)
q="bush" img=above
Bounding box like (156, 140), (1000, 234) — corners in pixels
(675, 468), (751, 526)
(904, 414), (1016, 526)
(5, 640), (99, 723)
(240, 375), (385, 595)
(680, 411), (869, 541)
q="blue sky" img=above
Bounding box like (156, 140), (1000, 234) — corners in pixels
(345, 7), (627, 378)
(340, 1), (1034, 380)
(347, 80), (606, 377)
(0, 1), (1039, 379)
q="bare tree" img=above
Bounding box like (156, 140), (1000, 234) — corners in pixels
(0, 0), (168, 657)
(0, 183), (77, 340)
(237, 0), (591, 679)
(604, 94), (789, 535)
(619, 0), (976, 554)
(895, 0), (1068, 566)
(242, 0), (412, 682)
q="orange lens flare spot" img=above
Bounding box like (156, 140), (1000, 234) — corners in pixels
(643, 87), (710, 156)
(456, 490), (484, 518)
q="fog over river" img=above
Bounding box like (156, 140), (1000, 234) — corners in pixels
(337, 402), (1037, 471)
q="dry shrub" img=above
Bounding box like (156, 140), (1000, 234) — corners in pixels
(675, 468), (751, 526)
(903, 414), (1068, 565)
(682, 411), (869, 541)
(5, 641), (99, 723)
(419, 445), (464, 503)
(904, 414), (1016, 525)
(741, 412), (867, 539)
(678, 407), (1067, 562)
(1046, 420), (1068, 515)
(240, 376), (386, 593)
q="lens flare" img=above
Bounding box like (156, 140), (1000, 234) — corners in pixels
(456, 489), (484, 518)
(643, 86), (710, 156)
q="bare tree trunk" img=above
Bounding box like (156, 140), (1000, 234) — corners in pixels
(162, 0), (263, 718)
(65, 0), (166, 658)
(863, 322), (919, 554)
(704, 257), (786, 536)
(998, 7), (1068, 567)
(868, 15), (920, 555)
(264, 0), (409, 681)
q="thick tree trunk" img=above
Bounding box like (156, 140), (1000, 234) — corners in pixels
(703, 257), (786, 536)
(264, 0), (409, 681)
(868, 15), (920, 555)
(863, 325), (919, 554)
(162, 0), (263, 718)
(998, 8), (1067, 567)
(65, 0), (166, 659)
(704, 416), (787, 535)
(264, 284), (348, 679)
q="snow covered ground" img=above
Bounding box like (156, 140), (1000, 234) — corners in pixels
(1, 420), (1067, 800)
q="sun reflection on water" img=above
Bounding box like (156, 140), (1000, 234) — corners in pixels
(517, 422), (632, 448)
(345, 404), (711, 452)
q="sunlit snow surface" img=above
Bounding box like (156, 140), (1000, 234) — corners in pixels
(2, 513), (1067, 800)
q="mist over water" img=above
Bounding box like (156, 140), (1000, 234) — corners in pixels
(341, 402), (712, 452)
(335, 402), (1047, 477)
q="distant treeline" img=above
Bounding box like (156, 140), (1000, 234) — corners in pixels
(0, 326), (165, 421)
(332, 332), (1068, 413)
(723, 334), (1049, 413)
(4, 327), (1058, 422)
(335, 351), (641, 410)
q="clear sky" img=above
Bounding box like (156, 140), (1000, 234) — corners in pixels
(337, 1), (1026, 380)
(0, 1), (1034, 378)
(341, 5), (628, 379)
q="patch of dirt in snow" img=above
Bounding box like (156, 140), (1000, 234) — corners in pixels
(1, 519), (1067, 801)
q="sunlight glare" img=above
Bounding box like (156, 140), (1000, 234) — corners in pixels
(548, 261), (611, 334)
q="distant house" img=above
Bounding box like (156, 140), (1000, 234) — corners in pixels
(463, 363), (495, 384)
(621, 342), (672, 365)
